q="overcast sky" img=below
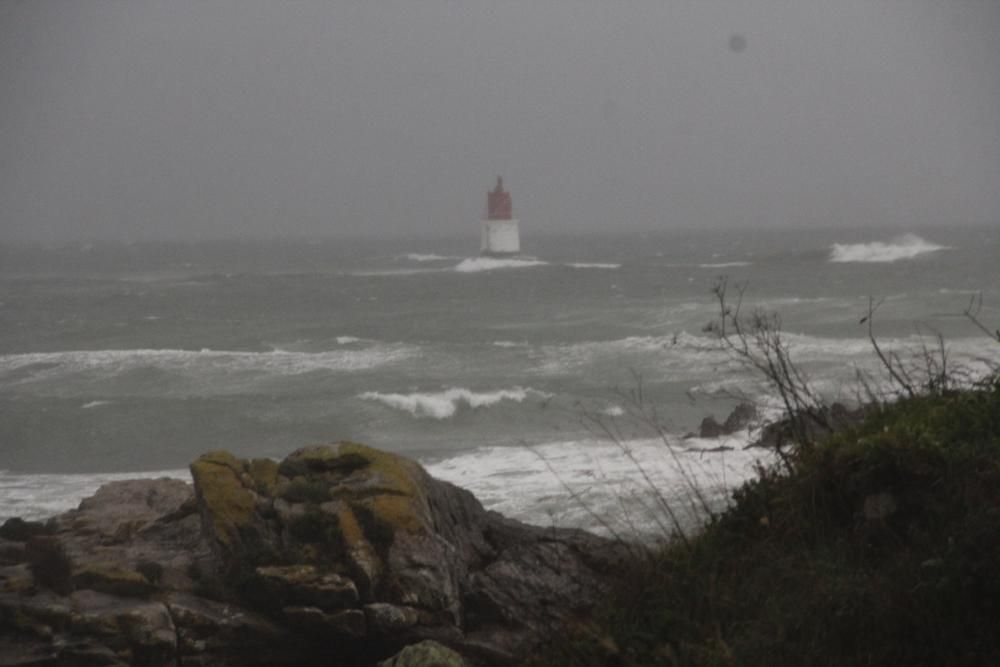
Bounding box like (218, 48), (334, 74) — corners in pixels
(2, 1), (999, 241)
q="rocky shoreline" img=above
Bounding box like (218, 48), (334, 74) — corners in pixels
(0, 442), (630, 666)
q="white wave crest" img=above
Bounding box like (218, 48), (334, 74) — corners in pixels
(404, 253), (457, 262)
(566, 262), (621, 270)
(360, 386), (547, 419)
(81, 400), (111, 409)
(453, 257), (548, 273)
(829, 234), (948, 263)
(335, 336), (363, 345)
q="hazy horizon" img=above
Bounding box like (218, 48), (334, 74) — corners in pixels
(2, 1), (999, 242)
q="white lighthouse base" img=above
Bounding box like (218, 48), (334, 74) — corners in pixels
(480, 219), (520, 256)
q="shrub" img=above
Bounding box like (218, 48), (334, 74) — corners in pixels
(0, 517), (53, 542)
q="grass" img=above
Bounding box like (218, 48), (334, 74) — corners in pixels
(530, 376), (1000, 666)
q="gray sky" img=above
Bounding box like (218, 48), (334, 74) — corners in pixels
(2, 1), (999, 241)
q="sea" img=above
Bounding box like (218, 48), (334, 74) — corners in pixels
(2, 226), (999, 538)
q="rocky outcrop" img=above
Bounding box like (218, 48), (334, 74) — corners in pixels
(693, 401), (759, 439)
(0, 443), (627, 666)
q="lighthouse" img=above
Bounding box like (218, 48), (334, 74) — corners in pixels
(480, 176), (520, 256)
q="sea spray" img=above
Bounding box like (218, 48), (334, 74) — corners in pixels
(829, 234), (948, 263)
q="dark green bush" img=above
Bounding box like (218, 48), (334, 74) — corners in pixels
(532, 380), (1000, 666)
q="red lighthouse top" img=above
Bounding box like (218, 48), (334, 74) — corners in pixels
(486, 176), (513, 220)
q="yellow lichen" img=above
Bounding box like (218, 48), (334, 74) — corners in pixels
(333, 442), (430, 535)
(368, 494), (425, 535)
(247, 458), (279, 495)
(336, 506), (364, 548)
(190, 451), (257, 548)
(71, 562), (152, 596)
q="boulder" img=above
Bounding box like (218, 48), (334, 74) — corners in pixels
(190, 442), (626, 662)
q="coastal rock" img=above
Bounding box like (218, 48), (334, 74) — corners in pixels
(0, 443), (626, 665)
(190, 441), (626, 662)
(722, 402), (757, 432)
(698, 402), (758, 439)
(698, 416), (724, 438)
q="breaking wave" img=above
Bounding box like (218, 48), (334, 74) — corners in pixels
(453, 257), (548, 273)
(425, 434), (769, 536)
(829, 234), (948, 263)
(359, 386), (548, 419)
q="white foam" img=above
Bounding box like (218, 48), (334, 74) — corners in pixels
(349, 268), (445, 277)
(829, 234), (948, 263)
(0, 469), (191, 523)
(335, 336), (363, 345)
(359, 386), (548, 419)
(566, 262), (622, 270)
(492, 341), (524, 348)
(81, 400), (111, 409)
(0, 345), (416, 382)
(426, 432), (771, 538)
(453, 257), (548, 273)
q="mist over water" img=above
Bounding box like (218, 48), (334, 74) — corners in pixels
(2, 227), (999, 531)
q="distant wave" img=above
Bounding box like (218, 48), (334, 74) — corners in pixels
(453, 257), (548, 273)
(403, 253), (459, 262)
(566, 262), (622, 270)
(492, 341), (526, 348)
(698, 261), (751, 269)
(0, 345), (415, 380)
(335, 336), (363, 345)
(359, 386), (548, 419)
(81, 400), (111, 409)
(349, 268), (444, 277)
(829, 234), (948, 263)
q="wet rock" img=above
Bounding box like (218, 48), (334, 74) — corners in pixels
(164, 592), (296, 663)
(71, 563), (156, 598)
(722, 402), (757, 432)
(70, 590), (176, 663)
(365, 602), (420, 634)
(282, 605), (367, 638)
(378, 639), (467, 667)
(699, 416), (724, 438)
(253, 564), (358, 610)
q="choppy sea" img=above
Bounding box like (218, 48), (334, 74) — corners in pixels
(2, 227), (998, 536)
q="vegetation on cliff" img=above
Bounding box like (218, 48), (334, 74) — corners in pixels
(532, 288), (1000, 666)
